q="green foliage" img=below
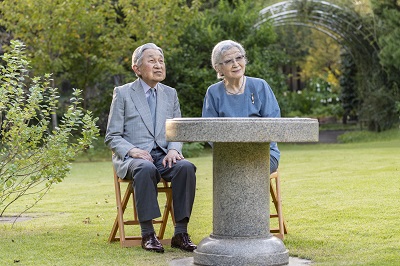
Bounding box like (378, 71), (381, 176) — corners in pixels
(0, 40), (99, 216)
(182, 142), (205, 158)
(359, 86), (398, 132)
(1, 0), (397, 133)
(281, 77), (342, 118)
(274, 25), (312, 66)
(165, 0), (287, 117)
(74, 138), (110, 162)
(0, 0), (199, 124)
(339, 50), (359, 123)
(0, 0), (121, 99)
(371, 0), (400, 71)
(366, 0), (400, 130)
(396, 100), (400, 114)
(338, 127), (400, 143)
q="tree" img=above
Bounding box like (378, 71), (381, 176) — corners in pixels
(0, 41), (99, 216)
(165, 0), (287, 117)
(339, 50), (358, 123)
(371, 0), (400, 71)
(0, 0), (199, 133)
(365, 0), (400, 130)
(301, 32), (341, 88)
(0, 0), (129, 107)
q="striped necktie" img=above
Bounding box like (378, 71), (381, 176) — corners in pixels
(147, 88), (156, 132)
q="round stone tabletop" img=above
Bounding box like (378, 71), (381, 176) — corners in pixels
(166, 117), (319, 143)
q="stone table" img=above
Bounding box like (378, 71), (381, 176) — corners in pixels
(166, 118), (319, 266)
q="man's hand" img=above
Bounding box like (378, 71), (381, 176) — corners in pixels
(128, 148), (153, 162)
(163, 149), (184, 168)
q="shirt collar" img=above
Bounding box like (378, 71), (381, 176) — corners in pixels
(140, 79), (157, 94)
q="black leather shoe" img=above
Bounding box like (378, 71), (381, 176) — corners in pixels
(171, 233), (197, 252)
(141, 232), (164, 253)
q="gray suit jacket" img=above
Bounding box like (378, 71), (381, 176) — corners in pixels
(105, 79), (183, 179)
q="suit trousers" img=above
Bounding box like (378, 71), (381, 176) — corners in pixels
(270, 155), (279, 174)
(125, 147), (196, 223)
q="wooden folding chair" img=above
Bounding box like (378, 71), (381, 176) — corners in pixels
(108, 167), (175, 247)
(270, 170), (288, 240)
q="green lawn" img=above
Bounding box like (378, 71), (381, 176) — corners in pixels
(1, 129), (399, 265)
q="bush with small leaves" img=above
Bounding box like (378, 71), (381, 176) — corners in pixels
(0, 40), (99, 216)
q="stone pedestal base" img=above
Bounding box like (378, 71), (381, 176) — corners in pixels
(192, 142), (289, 266)
(170, 256), (312, 266)
(194, 235), (288, 266)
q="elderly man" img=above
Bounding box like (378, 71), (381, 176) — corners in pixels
(105, 43), (197, 253)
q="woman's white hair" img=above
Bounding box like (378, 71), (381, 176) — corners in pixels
(211, 40), (246, 79)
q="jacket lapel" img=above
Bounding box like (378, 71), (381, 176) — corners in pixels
(129, 80), (154, 135)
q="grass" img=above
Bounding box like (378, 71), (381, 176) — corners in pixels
(1, 128), (399, 265)
(338, 126), (400, 143)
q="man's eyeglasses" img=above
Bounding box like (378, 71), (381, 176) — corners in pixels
(219, 55), (246, 66)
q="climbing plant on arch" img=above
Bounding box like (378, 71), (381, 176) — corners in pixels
(257, 0), (398, 131)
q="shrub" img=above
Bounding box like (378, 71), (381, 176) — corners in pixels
(182, 142), (205, 158)
(0, 40), (99, 216)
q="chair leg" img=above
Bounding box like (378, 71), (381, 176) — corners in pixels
(270, 171), (287, 240)
(109, 176), (135, 247)
(108, 203), (120, 243)
(108, 170), (123, 244)
(109, 172), (174, 247)
(274, 173), (284, 238)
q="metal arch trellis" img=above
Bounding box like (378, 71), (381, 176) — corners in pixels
(255, 1), (400, 132)
(256, 0), (379, 59)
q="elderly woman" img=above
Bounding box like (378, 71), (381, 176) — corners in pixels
(202, 40), (281, 173)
